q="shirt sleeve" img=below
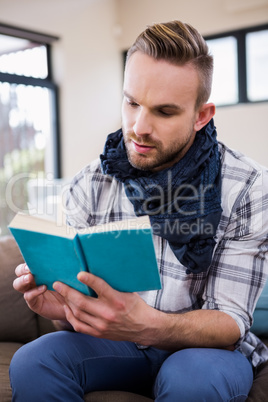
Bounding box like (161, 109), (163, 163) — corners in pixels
(64, 158), (125, 229)
(65, 161), (100, 230)
(202, 165), (268, 342)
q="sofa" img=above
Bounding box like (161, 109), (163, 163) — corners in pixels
(1, 235), (268, 402)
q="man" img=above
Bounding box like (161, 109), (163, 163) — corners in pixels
(10, 20), (268, 401)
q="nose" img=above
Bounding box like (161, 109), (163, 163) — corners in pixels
(133, 108), (153, 137)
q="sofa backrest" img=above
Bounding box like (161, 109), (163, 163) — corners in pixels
(0, 235), (54, 343)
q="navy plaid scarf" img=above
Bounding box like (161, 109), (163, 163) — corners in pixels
(100, 119), (222, 274)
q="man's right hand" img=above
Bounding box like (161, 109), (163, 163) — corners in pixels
(13, 263), (67, 321)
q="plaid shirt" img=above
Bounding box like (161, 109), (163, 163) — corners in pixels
(66, 142), (268, 367)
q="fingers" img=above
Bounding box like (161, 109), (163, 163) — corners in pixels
(23, 285), (47, 303)
(15, 263), (30, 277)
(53, 273), (113, 302)
(13, 274), (35, 293)
(53, 281), (90, 309)
(13, 263), (36, 293)
(77, 272), (114, 298)
(53, 281), (94, 326)
(63, 304), (100, 337)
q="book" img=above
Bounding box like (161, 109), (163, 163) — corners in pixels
(9, 213), (161, 296)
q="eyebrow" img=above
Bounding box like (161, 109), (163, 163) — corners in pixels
(123, 90), (184, 112)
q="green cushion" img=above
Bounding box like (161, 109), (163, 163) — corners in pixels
(251, 278), (268, 336)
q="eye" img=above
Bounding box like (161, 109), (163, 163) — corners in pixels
(158, 109), (174, 117)
(159, 110), (171, 116)
(127, 99), (139, 108)
(157, 106), (181, 117)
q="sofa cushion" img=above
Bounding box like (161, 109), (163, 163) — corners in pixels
(246, 360), (268, 401)
(0, 236), (39, 342)
(84, 391), (153, 402)
(0, 342), (24, 402)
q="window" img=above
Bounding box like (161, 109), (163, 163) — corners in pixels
(0, 23), (59, 236)
(206, 36), (238, 105)
(246, 29), (268, 102)
(205, 24), (268, 106)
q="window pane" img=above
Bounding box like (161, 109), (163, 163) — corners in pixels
(0, 34), (48, 78)
(0, 82), (56, 235)
(207, 36), (238, 106)
(246, 29), (268, 102)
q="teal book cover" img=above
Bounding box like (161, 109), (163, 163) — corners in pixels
(9, 213), (161, 296)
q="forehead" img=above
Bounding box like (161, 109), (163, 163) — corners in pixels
(124, 52), (199, 106)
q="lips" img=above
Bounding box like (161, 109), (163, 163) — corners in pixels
(132, 140), (154, 154)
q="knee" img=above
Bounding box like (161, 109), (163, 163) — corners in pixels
(154, 349), (253, 402)
(10, 332), (85, 401)
(10, 332), (75, 385)
(10, 340), (42, 397)
(154, 349), (204, 401)
(10, 334), (53, 384)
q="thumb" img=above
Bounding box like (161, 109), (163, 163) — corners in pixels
(77, 272), (114, 298)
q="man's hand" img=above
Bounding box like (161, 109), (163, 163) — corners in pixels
(53, 271), (240, 350)
(53, 272), (158, 344)
(13, 263), (67, 321)
(14, 266), (240, 350)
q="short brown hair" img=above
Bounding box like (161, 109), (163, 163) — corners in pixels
(126, 21), (213, 109)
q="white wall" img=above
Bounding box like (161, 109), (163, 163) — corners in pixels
(116, 0), (268, 49)
(0, 0), (267, 176)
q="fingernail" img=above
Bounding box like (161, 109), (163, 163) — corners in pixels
(53, 282), (61, 292)
(24, 264), (30, 273)
(24, 274), (31, 283)
(78, 272), (86, 282)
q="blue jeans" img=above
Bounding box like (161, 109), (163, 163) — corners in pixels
(9, 331), (253, 401)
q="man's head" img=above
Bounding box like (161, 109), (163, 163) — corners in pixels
(126, 20), (213, 110)
(122, 20), (215, 172)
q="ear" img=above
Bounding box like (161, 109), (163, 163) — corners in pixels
(194, 103), (215, 132)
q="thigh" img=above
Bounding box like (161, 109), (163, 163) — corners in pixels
(10, 331), (155, 401)
(154, 348), (254, 402)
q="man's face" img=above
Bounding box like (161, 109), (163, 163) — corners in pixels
(122, 52), (201, 172)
